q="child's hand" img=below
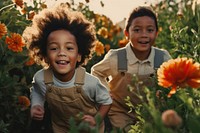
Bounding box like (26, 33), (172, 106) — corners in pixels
(82, 115), (96, 127)
(31, 105), (44, 120)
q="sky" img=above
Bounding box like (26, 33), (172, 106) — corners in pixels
(28, 0), (200, 24)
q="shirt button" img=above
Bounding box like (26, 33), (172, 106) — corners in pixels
(48, 88), (52, 92)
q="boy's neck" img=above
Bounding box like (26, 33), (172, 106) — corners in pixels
(132, 48), (151, 61)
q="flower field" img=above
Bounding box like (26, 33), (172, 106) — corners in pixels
(0, 0), (199, 133)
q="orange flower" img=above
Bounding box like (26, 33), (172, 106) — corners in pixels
(104, 44), (110, 52)
(94, 41), (104, 56)
(0, 23), (7, 39)
(97, 27), (108, 38)
(118, 38), (129, 47)
(25, 57), (35, 66)
(20, 7), (26, 15)
(27, 11), (35, 20)
(40, 3), (47, 9)
(18, 96), (30, 110)
(12, 0), (24, 8)
(157, 58), (200, 97)
(5, 33), (25, 52)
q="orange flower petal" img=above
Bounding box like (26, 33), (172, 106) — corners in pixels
(95, 41), (104, 56)
(0, 23), (7, 39)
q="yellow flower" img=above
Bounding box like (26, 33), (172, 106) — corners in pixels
(157, 58), (200, 97)
(0, 23), (7, 39)
(162, 109), (182, 128)
(94, 41), (104, 56)
(5, 33), (25, 52)
(12, 0), (24, 8)
(97, 27), (108, 38)
(18, 96), (30, 110)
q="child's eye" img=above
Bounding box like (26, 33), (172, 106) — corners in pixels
(49, 47), (57, 50)
(66, 47), (74, 51)
(147, 29), (154, 33)
(133, 29), (140, 33)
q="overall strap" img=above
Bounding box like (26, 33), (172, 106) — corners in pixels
(117, 47), (165, 70)
(75, 67), (85, 85)
(44, 68), (53, 85)
(117, 48), (127, 72)
(154, 48), (164, 69)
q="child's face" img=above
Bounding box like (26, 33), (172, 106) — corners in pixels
(46, 29), (81, 81)
(125, 16), (158, 53)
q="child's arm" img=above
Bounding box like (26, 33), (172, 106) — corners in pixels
(82, 104), (111, 126)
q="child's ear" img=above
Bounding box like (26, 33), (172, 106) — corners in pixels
(77, 54), (82, 62)
(124, 29), (129, 39)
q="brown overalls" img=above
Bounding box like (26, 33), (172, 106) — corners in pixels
(108, 49), (155, 132)
(108, 72), (153, 132)
(44, 67), (104, 133)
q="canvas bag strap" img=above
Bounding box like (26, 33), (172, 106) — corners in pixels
(117, 48), (128, 72)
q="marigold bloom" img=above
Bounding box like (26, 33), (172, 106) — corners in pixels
(5, 33), (25, 52)
(104, 44), (110, 52)
(97, 27), (108, 38)
(0, 23), (7, 39)
(12, 0), (24, 8)
(162, 109), (182, 128)
(94, 41), (104, 56)
(40, 3), (47, 9)
(18, 96), (30, 110)
(27, 11), (35, 20)
(25, 57), (35, 66)
(157, 58), (200, 97)
(118, 38), (129, 47)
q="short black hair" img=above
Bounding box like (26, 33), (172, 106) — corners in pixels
(125, 6), (158, 32)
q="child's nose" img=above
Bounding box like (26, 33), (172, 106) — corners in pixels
(141, 30), (148, 37)
(58, 49), (67, 56)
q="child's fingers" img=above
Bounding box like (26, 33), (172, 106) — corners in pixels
(31, 105), (44, 120)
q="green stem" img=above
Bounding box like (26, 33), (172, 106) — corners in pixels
(0, 4), (15, 13)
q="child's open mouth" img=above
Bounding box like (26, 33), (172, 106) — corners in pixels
(56, 60), (69, 65)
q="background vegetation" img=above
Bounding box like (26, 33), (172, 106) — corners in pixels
(0, 0), (199, 132)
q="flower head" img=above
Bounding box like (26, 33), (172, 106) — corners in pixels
(5, 33), (25, 52)
(25, 57), (35, 66)
(118, 38), (129, 48)
(18, 96), (30, 110)
(12, 0), (24, 8)
(27, 11), (35, 20)
(162, 109), (182, 128)
(94, 41), (105, 56)
(157, 58), (200, 97)
(0, 23), (7, 39)
(104, 44), (110, 52)
(97, 27), (108, 38)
